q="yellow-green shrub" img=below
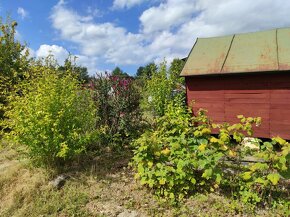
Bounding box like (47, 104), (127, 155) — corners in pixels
(3, 68), (97, 166)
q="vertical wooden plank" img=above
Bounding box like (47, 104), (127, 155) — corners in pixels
(269, 74), (290, 139)
(185, 73), (290, 139)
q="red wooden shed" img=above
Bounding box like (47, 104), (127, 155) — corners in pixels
(180, 28), (290, 139)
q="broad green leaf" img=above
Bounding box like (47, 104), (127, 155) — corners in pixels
(148, 179), (154, 188)
(228, 150), (237, 157)
(212, 123), (218, 129)
(147, 161), (153, 168)
(197, 138), (209, 145)
(237, 115), (244, 119)
(140, 177), (147, 185)
(201, 128), (211, 135)
(210, 137), (219, 144)
(263, 142), (273, 150)
(254, 177), (267, 185)
(137, 164), (145, 174)
(159, 178), (166, 185)
(190, 178), (196, 184)
(202, 168), (213, 179)
(171, 143), (180, 150)
(194, 130), (201, 137)
(241, 172), (252, 181)
(250, 163), (269, 172)
(198, 143), (207, 152)
(233, 132), (242, 142)
(215, 174), (222, 184)
(267, 173), (280, 185)
(272, 137), (287, 145)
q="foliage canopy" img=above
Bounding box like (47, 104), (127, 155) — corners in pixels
(0, 18), (30, 121)
(3, 67), (97, 166)
(132, 99), (289, 209)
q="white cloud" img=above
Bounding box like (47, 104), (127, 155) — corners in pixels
(75, 55), (99, 75)
(86, 6), (103, 18)
(50, 0), (189, 68)
(17, 7), (28, 19)
(33, 44), (100, 75)
(49, 0), (290, 74)
(113, 0), (146, 9)
(185, 0), (290, 37)
(21, 47), (35, 58)
(139, 0), (290, 62)
(140, 0), (196, 34)
(141, 0), (290, 37)
(50, 1), (148, 65)
(36, 44), (69, 65)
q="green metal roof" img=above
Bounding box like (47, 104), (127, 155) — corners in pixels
(278, 28), (290, 70)
(181, 28), (290, 76)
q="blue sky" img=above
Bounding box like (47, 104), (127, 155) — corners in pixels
(1, 0), (290, 76)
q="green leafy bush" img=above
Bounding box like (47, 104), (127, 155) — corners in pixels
(235, 136), (290, 205)
(141, 62), (175, 117)
(141, 61), (185, 117)
(3, 68), (97, 166)
(132, 100), (289, 208)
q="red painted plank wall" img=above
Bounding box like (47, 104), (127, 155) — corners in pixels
(185, 73), (290, 139)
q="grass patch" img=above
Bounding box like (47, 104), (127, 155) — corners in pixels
(0, 146), (289, 217)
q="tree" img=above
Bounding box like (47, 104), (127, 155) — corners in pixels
(0, 17), (31, 123)
(112, 66), (129, 77)
(136, 66), (144, 77)
(169, 58), (185, 84)
(59, 56), (90, 83)
(75, 66), (90, 83)
(136, 62), (157, 79)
